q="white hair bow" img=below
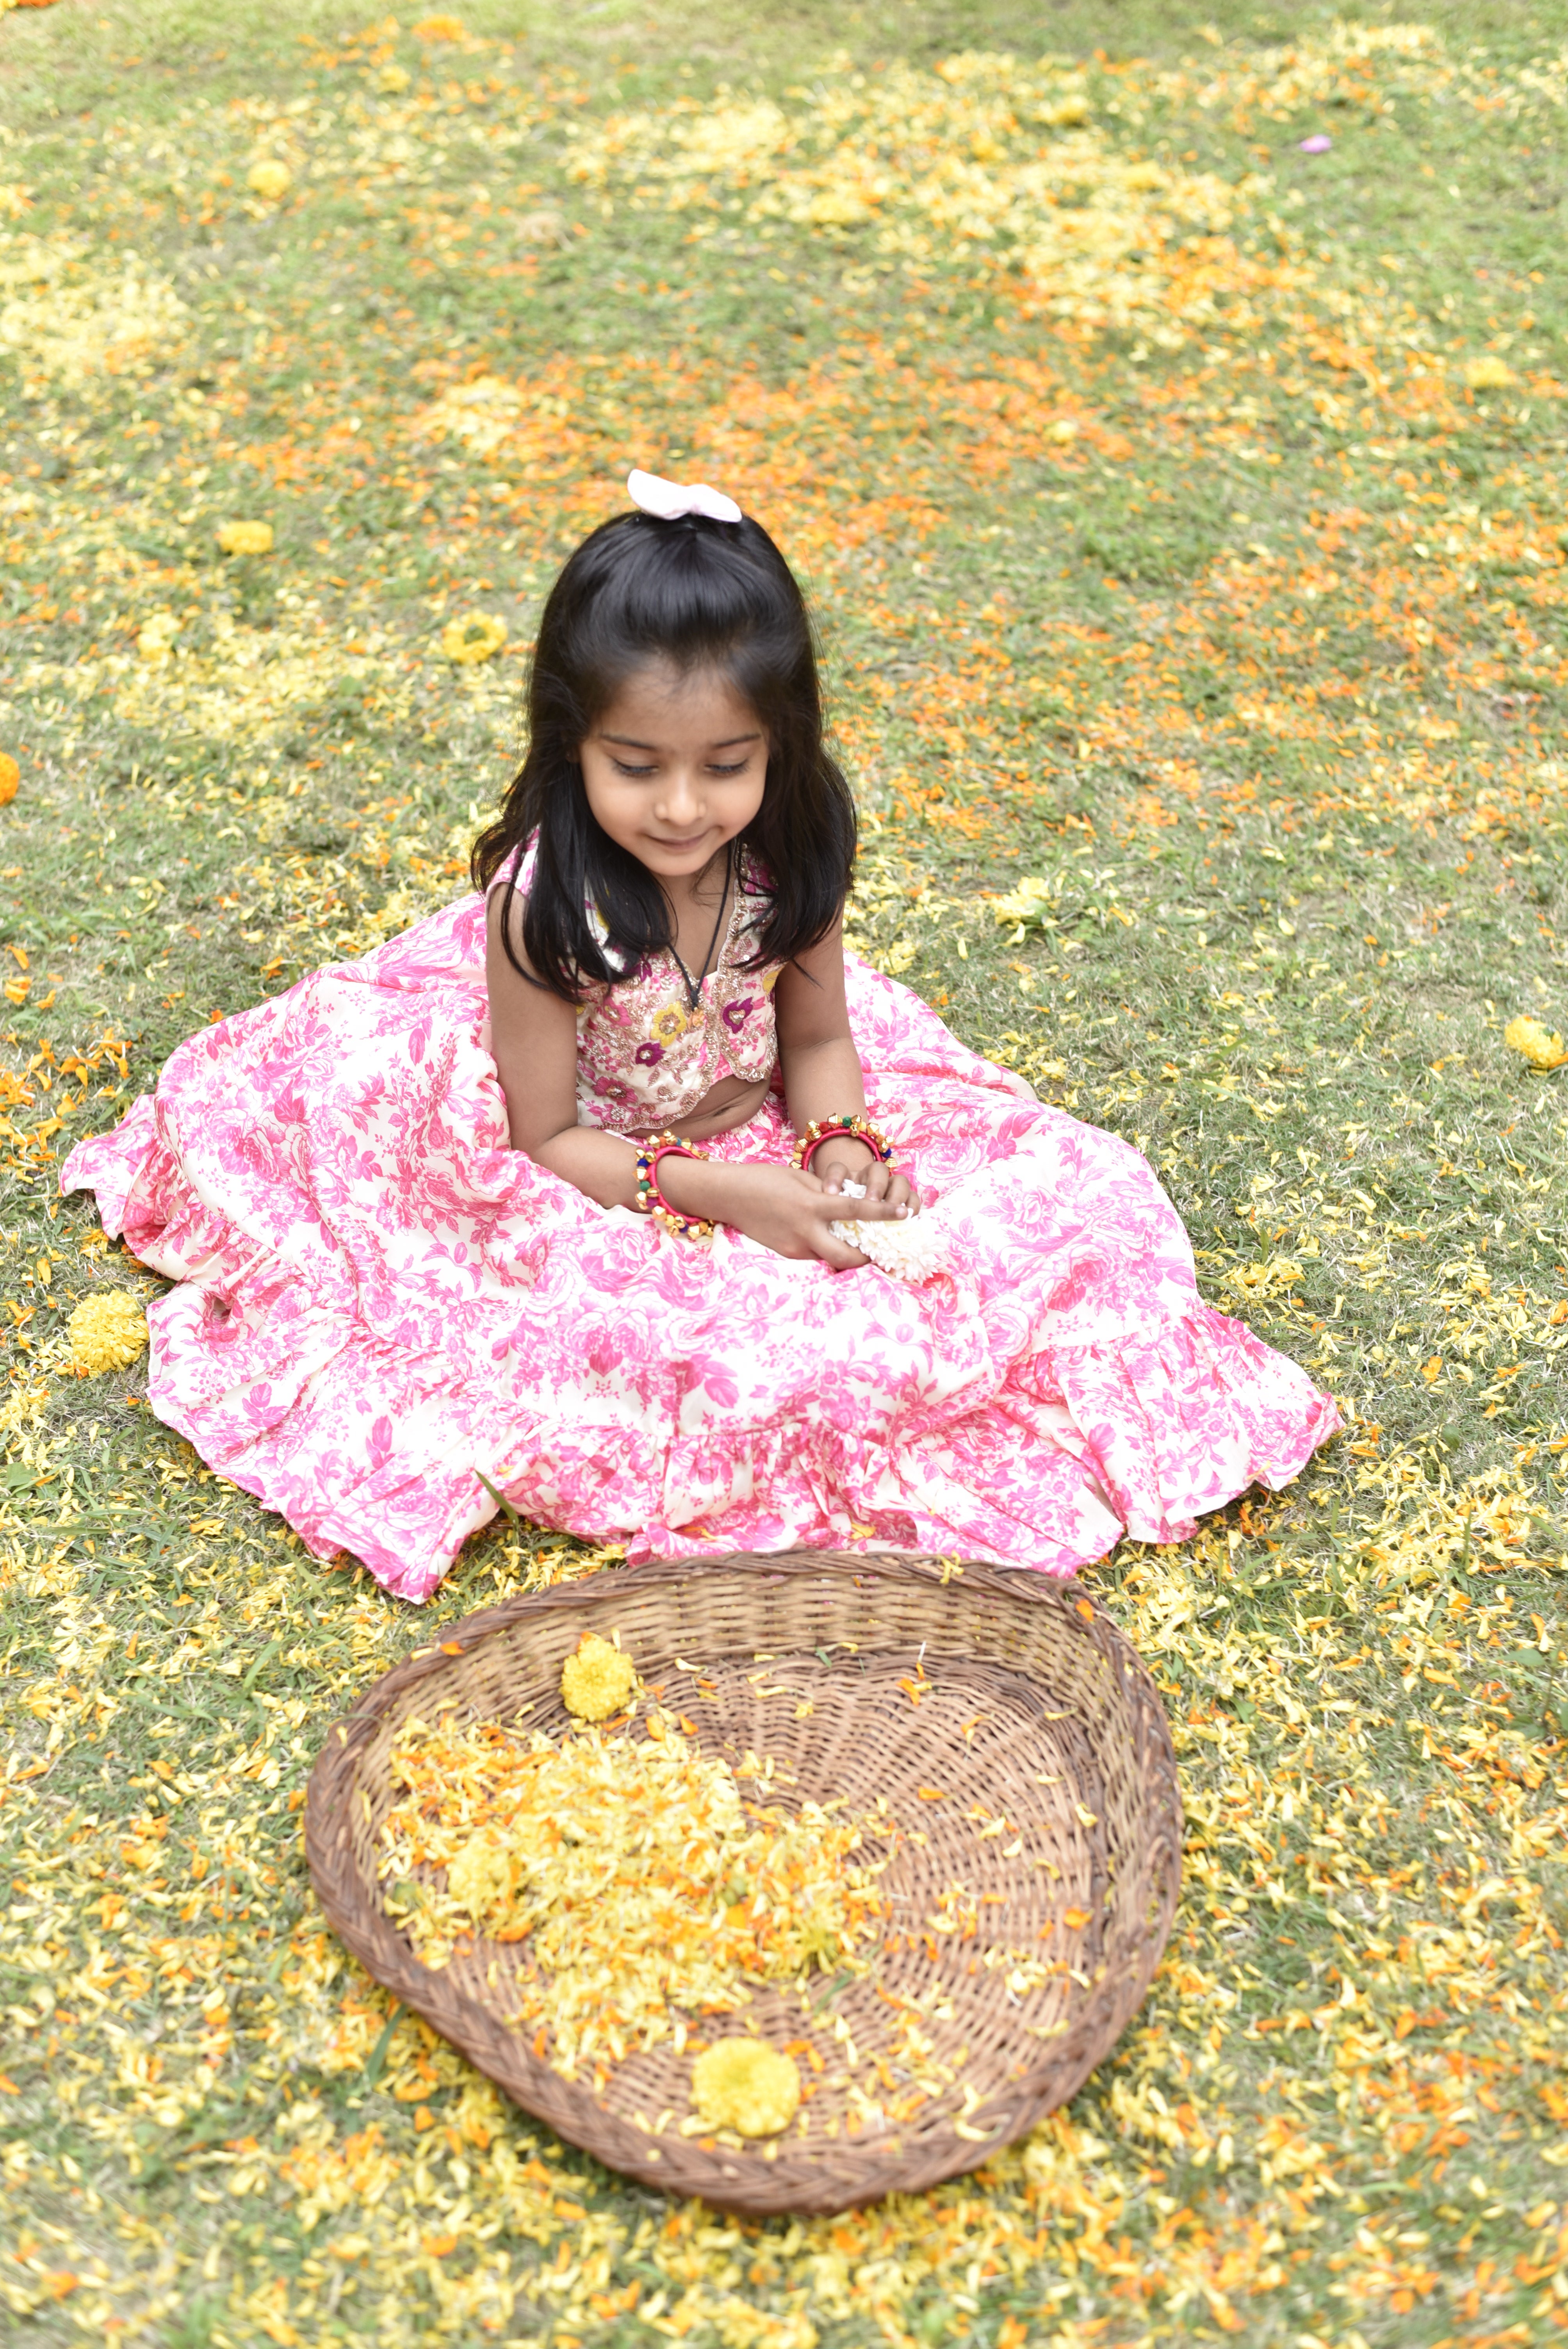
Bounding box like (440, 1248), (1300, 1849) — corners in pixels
(627, 467), (742, 525)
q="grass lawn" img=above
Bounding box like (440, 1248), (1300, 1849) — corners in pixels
(2, 0), (1567, 2341)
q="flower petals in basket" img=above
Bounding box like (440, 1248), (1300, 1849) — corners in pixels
(305, 1550), (1181, 2218)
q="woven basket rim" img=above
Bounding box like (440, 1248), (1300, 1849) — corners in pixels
(306, 1548), (1182, 2216)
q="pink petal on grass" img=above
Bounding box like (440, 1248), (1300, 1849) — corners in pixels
(1298, 133), (1333, 154)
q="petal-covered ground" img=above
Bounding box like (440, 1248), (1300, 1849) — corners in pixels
(0, 4), (1566, 2344)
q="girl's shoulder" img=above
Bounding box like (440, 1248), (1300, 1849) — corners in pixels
(738, 842), (773, 894)
(735, 844), (775, 925)
(486, 835), (535, 900)
(488, 833), (609, 955)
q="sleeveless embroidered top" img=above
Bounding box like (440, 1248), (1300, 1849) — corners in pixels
(494, 841), (784, 1135)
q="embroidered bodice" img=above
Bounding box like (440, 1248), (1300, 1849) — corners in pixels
(495, 842), (784, 1134)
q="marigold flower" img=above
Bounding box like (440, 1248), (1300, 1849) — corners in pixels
(1463, 355), (1514, 391)
(217, 520), (274, 556)
(413, 14), (468, 40)
(67, 1291), (148, 1377)
(560, 1633), (637, 1720)
(0, 753), (18, 809)
(441, 612), (507, 665)
(246, 160), (292, 203)
(691, 2038), (801, 2137)
(136, 612), (178, 665)
(1503, 1015), (1567, 1071)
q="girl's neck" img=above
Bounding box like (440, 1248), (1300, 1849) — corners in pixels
(659, 839), (732, 921)
(661, 840), (734, 1006)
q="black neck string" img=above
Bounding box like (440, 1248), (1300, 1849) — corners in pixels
(668, 841), (733, 1012)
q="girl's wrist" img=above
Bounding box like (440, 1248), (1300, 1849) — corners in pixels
(651, 1150), (739, 1220)
(815, 1136), (876, 1177)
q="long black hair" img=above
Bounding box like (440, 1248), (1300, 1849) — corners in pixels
(472, 506), (857, 1001)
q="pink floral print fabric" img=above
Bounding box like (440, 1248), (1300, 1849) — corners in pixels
(62, 886), (1341, 1604)
(498, 842), (783, 1133)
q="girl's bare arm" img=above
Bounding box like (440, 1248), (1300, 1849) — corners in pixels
(771, 920), (919, 1212)
(485, 890), (641, 1206)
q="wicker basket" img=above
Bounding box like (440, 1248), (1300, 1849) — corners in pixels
(306, 1550), (1181, 2217)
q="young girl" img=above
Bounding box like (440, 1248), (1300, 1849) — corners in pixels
(63, 472), (1339, 1604)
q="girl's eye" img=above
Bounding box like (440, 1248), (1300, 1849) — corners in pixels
(611, 761), (658, 779)
(708, 760), (751, 777)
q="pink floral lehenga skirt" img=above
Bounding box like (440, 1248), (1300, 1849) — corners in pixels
(62, 889), (1340, 1603)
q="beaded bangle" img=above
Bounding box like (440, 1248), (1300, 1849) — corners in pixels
(633, 1131), (715, 1241)
(790, 1112), (896, 1175)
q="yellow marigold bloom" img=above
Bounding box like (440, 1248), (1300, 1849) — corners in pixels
(246, 159), (292, 203)
(442, 612), (507, 665)
(217, 520), (274, 556)
(136, 612), (179, 665)
(413, 13), (467, 39)
(68, 1291), (148, 1377)
(1463, 355), (1514, 391)
(691, 2039), (801, 2138)
(0, 752), (18, 808)
(560, 1633), (636, 1721)
(1504, 1015), (1567, 1071)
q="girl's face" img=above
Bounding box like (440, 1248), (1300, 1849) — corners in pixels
(580, 660), (768, 886)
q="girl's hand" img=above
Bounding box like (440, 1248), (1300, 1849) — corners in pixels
(657, 1161), (912, 1270)
(812, 1139), (920, 1221)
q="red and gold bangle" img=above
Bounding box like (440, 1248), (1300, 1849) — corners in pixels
(633, 1131), (715, 1240)
(789, 1112), (896, 1175)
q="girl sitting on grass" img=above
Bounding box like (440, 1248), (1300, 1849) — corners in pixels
(64, 471), (1338, 1603)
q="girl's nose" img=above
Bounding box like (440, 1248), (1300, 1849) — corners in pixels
(655, 767), (704, 825)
